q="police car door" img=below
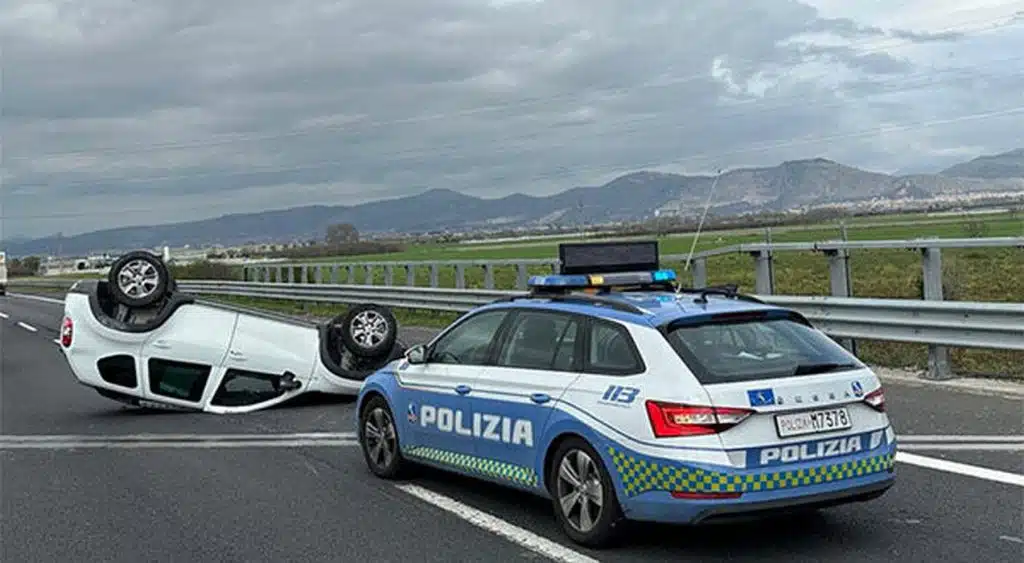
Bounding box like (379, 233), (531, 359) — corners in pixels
(469, 309), (583, 481)
(398, 308), (512, 460)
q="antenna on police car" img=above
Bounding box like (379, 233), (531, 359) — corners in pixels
(683, 167), (724, 274)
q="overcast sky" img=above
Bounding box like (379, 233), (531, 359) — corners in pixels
(2, 0), (1022, 239)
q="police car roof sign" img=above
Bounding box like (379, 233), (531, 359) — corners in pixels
(558, 240), (659, 275)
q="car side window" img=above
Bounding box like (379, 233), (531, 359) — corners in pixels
(585, 320), (644, 375)
(495, 311), (579, 372)
(429, 310), (509, 365)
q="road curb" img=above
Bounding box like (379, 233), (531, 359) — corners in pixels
(872, 366), (1024, 400)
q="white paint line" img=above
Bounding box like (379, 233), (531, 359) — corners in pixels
(17, 322), (37, 332)
(899, 444), (1024, 452)
(0, 432), (357, 442)
(898, 435), (1024, 443)
(9, 292), (65, 305)
(0, 312), (9, 319)
(395, 483), (599, 563)
(896, 452), (1024, 487)
(999, 535), (1023, 544)
(0, 439), (359, 450)
(53, 338), (62, 345)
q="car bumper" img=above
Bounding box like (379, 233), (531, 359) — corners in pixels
(610, 440), (897, 525)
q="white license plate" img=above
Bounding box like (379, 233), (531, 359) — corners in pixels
(774, 407), (852, 438)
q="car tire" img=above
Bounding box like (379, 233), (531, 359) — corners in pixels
(549, 437), (626, 548)
(339, 303), (398, 358)
(107, 250), (170, 308)
(358, 395), (407, 479)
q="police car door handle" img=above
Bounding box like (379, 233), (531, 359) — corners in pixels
(455, 385), (472, 395)
(530, 393), (551, 404)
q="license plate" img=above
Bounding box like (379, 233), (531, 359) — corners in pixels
(774, 407), (852, 438)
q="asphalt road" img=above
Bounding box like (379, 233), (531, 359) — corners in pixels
(1, 292), (1021, 562)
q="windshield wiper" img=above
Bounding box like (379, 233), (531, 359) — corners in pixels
(792, 362), (859, 376)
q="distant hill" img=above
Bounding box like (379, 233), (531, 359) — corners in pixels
(939, 148), (1024, 179)
(6, 149), (1023, 257)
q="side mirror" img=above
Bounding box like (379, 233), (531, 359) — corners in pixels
(406, 344), (427, 365)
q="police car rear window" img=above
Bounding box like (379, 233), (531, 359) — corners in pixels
(664, 316), (863, 384)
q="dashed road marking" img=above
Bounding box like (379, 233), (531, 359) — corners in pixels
(9, 293), (65, 305)
(17, 322), (37, 332)
(999, 535), (1023, 544)
(0, 312), (8, 318)
(395, 483), (599, 563)
(896, 452), (1024, 487)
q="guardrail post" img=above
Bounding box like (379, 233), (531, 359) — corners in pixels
(300, 265), (309, 283)
(346, 265), (355, 283)
(825, 249), (856, 353)
(364, 265), (373, 285)
(276, 266), (283, 283)
(751, 251), (774, 294)
(516, 264), (528, 290)
(455, 265), (466, 289)
(314, 266), (323, 284)
(384, 265), (394, 286)
(691, 257), (707, 288)
(330, 265), (339, 284)
(921, 247), (953, 380)
(430, 264), (439, 287)
(287, 267), (295, 283)
(405, 265), (415, 286)
(483, 264), (495, 289)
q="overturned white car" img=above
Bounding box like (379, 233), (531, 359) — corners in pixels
(58, 250), (406, 413)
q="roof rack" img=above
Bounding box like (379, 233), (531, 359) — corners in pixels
(490, 291), (648, 315)
(675, 284), (766, 305)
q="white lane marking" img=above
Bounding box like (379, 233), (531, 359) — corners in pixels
(53, 338), (62, 345)
(896, 452), (1024, 487)
(17, 322), (37, 332)
(0, 432), (357, 442)
(9, 292), (65, 304)
(899, 444), (1024, 451)
(0, 440), (359, 450)
(999, 536), (1023, 544)
(898, 435), (1024, 443)
(0, 312), (9, 318)
(395, 483), (599, 563)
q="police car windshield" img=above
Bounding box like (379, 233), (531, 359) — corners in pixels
(665, 316), (863, 384)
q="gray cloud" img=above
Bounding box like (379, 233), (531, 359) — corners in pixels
(1, 0), (1019, 239)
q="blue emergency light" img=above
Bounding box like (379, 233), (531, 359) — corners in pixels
(528, 269), (676, 289)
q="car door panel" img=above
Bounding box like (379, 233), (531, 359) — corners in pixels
(139, 303), (239, 408)
(208, 314), (319, 412)
(397, 309), (513, 461)
(469, 310), (584, 482)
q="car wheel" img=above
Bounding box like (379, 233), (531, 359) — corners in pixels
(107, 250), (170, 308)
(358, 395), (406, 479)
(550, 437), (625, 548)
(340, 304), (398, 358)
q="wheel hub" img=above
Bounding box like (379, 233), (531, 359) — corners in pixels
(556, 449), (605, 533)
(351, 310), (389, 347)
(363, 407), (396, 468)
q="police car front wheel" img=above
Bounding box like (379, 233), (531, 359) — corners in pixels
(550, 438), (624, 547)
(359, 396), (405, 478)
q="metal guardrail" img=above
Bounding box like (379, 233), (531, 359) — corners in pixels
(10, 278), (1023, 353)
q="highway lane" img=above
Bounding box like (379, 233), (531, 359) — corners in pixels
(1, 292), (1022, 562)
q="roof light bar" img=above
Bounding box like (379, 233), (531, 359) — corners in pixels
(528, 269), (677, 289)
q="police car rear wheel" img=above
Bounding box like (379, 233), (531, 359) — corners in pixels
(550, 438), (623, 547)
(359, 396), (405, 478)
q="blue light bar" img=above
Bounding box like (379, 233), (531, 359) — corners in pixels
(528, 269), (676, 289)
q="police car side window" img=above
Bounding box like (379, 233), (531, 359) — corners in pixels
(495, 311), (579, 372)
(429, 310), (508, 365)
(585, 320), (643, 375)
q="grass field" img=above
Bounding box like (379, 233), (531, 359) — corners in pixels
(13, 211), (1024, 379)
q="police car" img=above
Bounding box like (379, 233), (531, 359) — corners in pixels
(59, 250), (406, 413)
(355, 241), (896, 547)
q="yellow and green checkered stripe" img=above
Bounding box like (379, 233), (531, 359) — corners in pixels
(403, 446), (538, 487)
(608, 446), (895, 497)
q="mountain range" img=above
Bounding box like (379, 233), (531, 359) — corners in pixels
(6, 148), (1023, 257)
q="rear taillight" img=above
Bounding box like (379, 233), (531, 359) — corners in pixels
(60, 316), (73, 348)
(863, 387), (885, 412)
(645, 400), (754, 437)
